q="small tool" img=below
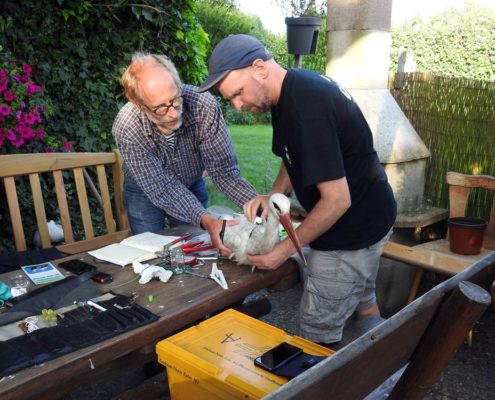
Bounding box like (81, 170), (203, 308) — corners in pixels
(86, 300), (107, 312)
(163, 232), (193, 250)
(210, 262), (228, 290)
(179, 240), (216, 254)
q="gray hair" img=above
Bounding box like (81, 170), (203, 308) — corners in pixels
(121, 52), (182, 103)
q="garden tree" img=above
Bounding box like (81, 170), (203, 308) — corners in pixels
(274, 0), (326, 16)
(0, 0), (209, 153)
(390, 3), (495, 80)
(195, 0), (264, 55)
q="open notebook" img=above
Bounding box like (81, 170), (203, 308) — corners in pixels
(88, 232), (178, 267)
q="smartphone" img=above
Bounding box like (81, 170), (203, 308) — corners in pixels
(90, 272), (113, 284)
(254, 342), (303, 372)
(58, 259), (96, 275)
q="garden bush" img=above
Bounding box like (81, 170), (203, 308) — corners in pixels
(0, 0), (209, 153)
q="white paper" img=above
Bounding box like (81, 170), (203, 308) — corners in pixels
(88, 232), (179, 267)
(88, 244), (154, 267)
(120, 232), (179, 252)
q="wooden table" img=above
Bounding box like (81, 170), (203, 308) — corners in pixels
(0, 226), (298, 400)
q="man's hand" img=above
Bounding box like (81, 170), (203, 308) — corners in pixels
(243, 195), (270, 222)
(247, 241), (293, 270)
(200, 212), (238, 256)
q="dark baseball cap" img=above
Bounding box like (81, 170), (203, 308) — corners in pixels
(198, 34), (272, 93)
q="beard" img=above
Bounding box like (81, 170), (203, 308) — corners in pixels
(248, 85), (271, 114)
(147, 110), (183, 132)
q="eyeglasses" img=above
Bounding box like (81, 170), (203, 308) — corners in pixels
(142, 92), (183, 116)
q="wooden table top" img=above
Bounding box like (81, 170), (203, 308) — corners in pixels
(0, 226), (298, 400)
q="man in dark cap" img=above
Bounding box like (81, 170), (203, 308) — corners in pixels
(199, 35), (396, 345)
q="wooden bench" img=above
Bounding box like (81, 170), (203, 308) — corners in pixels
(264, 251), (495, 400)
(0, 150), (130, 254)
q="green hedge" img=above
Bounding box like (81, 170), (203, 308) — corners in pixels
(0, 0), (208, 153)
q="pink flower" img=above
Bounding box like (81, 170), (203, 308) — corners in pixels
(0, 104), (11, 116)
(63, 140), (71, 151)
(22, 64), (32, 77)
(3, 91), (16, 102)
(35, 129), (45, 139)
(6, 129), (16, 140)
(23, 112), (37, 125)
(12, 138), (25, 148)
(26, 82), (43, 96)
(17, 125), (34, 139)
(0, 59), (51, 151)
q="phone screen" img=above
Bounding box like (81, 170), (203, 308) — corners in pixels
(254, 343), (302, 371)
(58, 259), (96, 275)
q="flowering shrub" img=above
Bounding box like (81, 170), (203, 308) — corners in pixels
(0, 56), (58, 153)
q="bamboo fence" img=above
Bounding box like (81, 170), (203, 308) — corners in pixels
(389, 72), (495, 221)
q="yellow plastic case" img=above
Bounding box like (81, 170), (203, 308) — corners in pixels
(156, 308), (333, 399)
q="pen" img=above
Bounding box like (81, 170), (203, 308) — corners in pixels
(86, 300), (107, 312)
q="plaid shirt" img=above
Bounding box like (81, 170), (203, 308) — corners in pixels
(112, 85), (257, 225)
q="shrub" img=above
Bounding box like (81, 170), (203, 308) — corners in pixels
(0, 54), (61, 153)
(0, 1), (209, 153)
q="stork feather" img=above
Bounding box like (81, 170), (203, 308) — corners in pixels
(222, 193), (305, 266)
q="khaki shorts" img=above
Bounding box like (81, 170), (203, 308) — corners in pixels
(298, 229), (392, 343)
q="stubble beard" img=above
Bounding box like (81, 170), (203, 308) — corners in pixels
(149, 112), (183, 132)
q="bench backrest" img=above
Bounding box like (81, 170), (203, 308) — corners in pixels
(0, 150), (130, 254)
(446, 172), (495, 250)
(264, 251), (495, 400)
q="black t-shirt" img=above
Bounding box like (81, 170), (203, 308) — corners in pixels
(272, 69), (396, 250)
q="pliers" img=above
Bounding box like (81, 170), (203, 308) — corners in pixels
(178, 240), (216, 254)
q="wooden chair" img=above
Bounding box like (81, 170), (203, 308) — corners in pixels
(0, 150), (130, 254)
(405, 172), (495, 303)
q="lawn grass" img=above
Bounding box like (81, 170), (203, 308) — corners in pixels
(206, 124), (280, 210)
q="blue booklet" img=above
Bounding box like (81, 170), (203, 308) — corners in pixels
(21, 262), (65, 285)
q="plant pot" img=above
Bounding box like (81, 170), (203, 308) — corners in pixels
(448, 217), (487, 255)
(285, 16), (322, 55)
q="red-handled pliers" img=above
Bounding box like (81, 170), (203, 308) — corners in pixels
(163, 232), (193, 250)
(179, 240), (216, 254)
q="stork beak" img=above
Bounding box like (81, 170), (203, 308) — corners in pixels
(279, 213), (307, 266)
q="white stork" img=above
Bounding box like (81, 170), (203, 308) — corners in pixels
(222, 193), (306, 266)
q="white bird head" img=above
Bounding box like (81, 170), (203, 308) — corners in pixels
(268, 193), (307, 265)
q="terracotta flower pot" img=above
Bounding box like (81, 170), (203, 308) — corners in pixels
(448, 217), (487, 255)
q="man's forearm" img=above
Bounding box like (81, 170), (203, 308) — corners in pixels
(278, 178), (351, 254)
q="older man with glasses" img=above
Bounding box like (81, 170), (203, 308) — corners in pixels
(113, 52), (257, 252)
